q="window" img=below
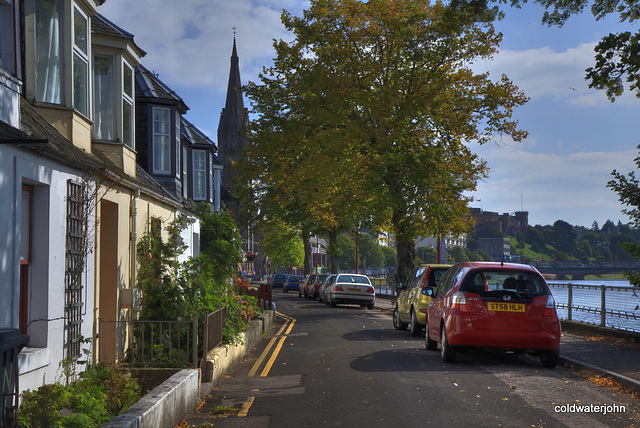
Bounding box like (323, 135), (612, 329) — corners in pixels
(73, 6), (89, 116)
(182, 146), (188, 198)
(0, 0), (16, 74)
(20, 185), (33, 334)
(93, 53), (114, 140)
(175, 114), (181, 178)
(35, 0), (63, 104)
(153, 107), (171, 174)
(122, 61), (134, 148)
(192, 150), (206, 200)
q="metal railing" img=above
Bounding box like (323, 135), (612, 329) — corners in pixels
(370, 275), (396, 297)
(98, 316), (199, 368)
(202, 307), (227, 360)
(548, 283), (640, 333)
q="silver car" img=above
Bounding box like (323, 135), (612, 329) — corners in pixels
(318, 274), (336, 303)
(326, 274), (375, 309)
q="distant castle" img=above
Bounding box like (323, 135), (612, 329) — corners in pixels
(470, 208), (529, 236)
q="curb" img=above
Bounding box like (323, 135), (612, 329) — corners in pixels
(559, 355), (640, 394)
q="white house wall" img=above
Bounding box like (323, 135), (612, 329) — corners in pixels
(0, 145), (96, 394)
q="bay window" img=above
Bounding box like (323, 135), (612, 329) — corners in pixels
(93, 53), (114, 140)
(72, 5), (89, 116)
(0, 0), (17, 75)
(153, 107), (171, 174)
(122, 61), (134, 148)
(35, 0), (62, 104)
(192, 150), (206, 200)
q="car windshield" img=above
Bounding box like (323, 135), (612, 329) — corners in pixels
(289, 276), (303, 281)
(274, 274), (287, 280)
(461, 270), (548, 298)
(336, 275), (370, 284)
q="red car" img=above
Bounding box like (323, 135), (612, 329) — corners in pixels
(425, 262), (561, 367)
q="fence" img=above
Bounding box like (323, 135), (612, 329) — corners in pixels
(98, 284), (274, 368)
(548, 283), (640, 333)
(202, 307), (227, 360)
(98, 316), (199, 368)
(370, 275), (396, 297)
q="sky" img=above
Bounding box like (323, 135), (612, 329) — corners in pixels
(98, 0), (640, 229)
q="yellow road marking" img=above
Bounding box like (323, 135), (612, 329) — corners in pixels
(240, 311), (296, 417)
(238, 396), (255, 417)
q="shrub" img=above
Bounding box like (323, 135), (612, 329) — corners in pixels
(19, 364), (143, 427)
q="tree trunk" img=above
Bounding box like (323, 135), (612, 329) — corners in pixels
(303, 234), (312, 275)
(394, 214), (416, 287)
(328, 229), (340, 274)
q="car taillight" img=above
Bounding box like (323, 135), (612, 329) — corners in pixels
(335, 286), (344, 291)
(367, 287), (375, 293)
(544, 295), (557, 317)
(450, 291), (468, 312)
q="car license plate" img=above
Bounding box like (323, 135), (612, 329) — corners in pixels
(348, 288), (360, 292)
(488, 302), (525, 312)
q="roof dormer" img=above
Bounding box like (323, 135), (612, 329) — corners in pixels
(23, 0), (103, 152)
(91, 13), (145, 176)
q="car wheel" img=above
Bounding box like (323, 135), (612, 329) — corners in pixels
(410, 310), (422, 337)
(325, 294), (330, 306)
(329, 294), (337, 308)
(540, 350), (559, 368)
(425, 321), (438, 351)
(367, 302), (374, 310)
(440, 326), (456, 363)
(393, 306), (408, 331)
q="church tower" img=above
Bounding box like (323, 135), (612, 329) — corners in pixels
(217, 35), (256, 263)
(218, 36), (249, 193)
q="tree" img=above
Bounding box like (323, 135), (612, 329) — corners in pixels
(243, 0), (528, 285)
(259, 218), (305, 272)
(508, 0), (640, 101)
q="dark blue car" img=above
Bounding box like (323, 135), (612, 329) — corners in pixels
(270, 274), (289, 288)
(283, 275), (303, 293)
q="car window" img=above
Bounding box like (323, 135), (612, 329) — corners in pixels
(461, 270), (548, 297)
(428, 268), (449, 288)
(336, 275), (370, 284)
(411, 267), (425, 289)
(435, 266), (462, 296)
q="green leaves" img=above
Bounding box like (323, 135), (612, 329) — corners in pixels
(242, 0), (527, 278)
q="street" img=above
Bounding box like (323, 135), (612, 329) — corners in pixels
(183, 292), (640, 427)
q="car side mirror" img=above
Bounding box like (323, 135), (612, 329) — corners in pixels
(421, 287), (434, 296)
(396, 282), (404, 290)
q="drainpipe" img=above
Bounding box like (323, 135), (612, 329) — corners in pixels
(129, 188), (140, 320)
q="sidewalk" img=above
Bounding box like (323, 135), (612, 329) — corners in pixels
(375, 294), (640, 393)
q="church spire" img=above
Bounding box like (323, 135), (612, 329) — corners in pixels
(218, 31), (248, 189)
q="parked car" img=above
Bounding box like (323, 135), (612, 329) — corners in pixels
(325, 273), (375, 309)
(283, 275), (303, 293)
(269, 274), (289, 288)
(393, 264), (452, 337)
(318, 275), (337, 303)
(299, 275), (315, 297)
(425, 262), (561, 367)
(308, 274), (329, 300)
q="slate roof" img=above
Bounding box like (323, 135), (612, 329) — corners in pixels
(1, 98), (181, 207)
(92, 13), (146, 57)
(135, 65), (188, 113)
(182, 117), (220, 155)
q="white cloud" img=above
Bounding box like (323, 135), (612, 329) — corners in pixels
(475, 42), (626, 107)
(470, 145), (637, 226)
(98, 0), (298, 94)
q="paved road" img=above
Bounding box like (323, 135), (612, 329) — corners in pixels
(182, 293), (640, 427)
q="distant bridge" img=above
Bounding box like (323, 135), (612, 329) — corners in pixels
(535, 261), (640, 280)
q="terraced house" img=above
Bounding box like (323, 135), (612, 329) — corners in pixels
(0, 0), (222, 408)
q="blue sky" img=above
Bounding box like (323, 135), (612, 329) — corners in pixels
(98, 0), (640, 228)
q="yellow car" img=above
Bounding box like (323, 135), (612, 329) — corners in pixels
(393, 264), (452, 336)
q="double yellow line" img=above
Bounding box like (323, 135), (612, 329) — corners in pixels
(239, 312), (295, 417)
